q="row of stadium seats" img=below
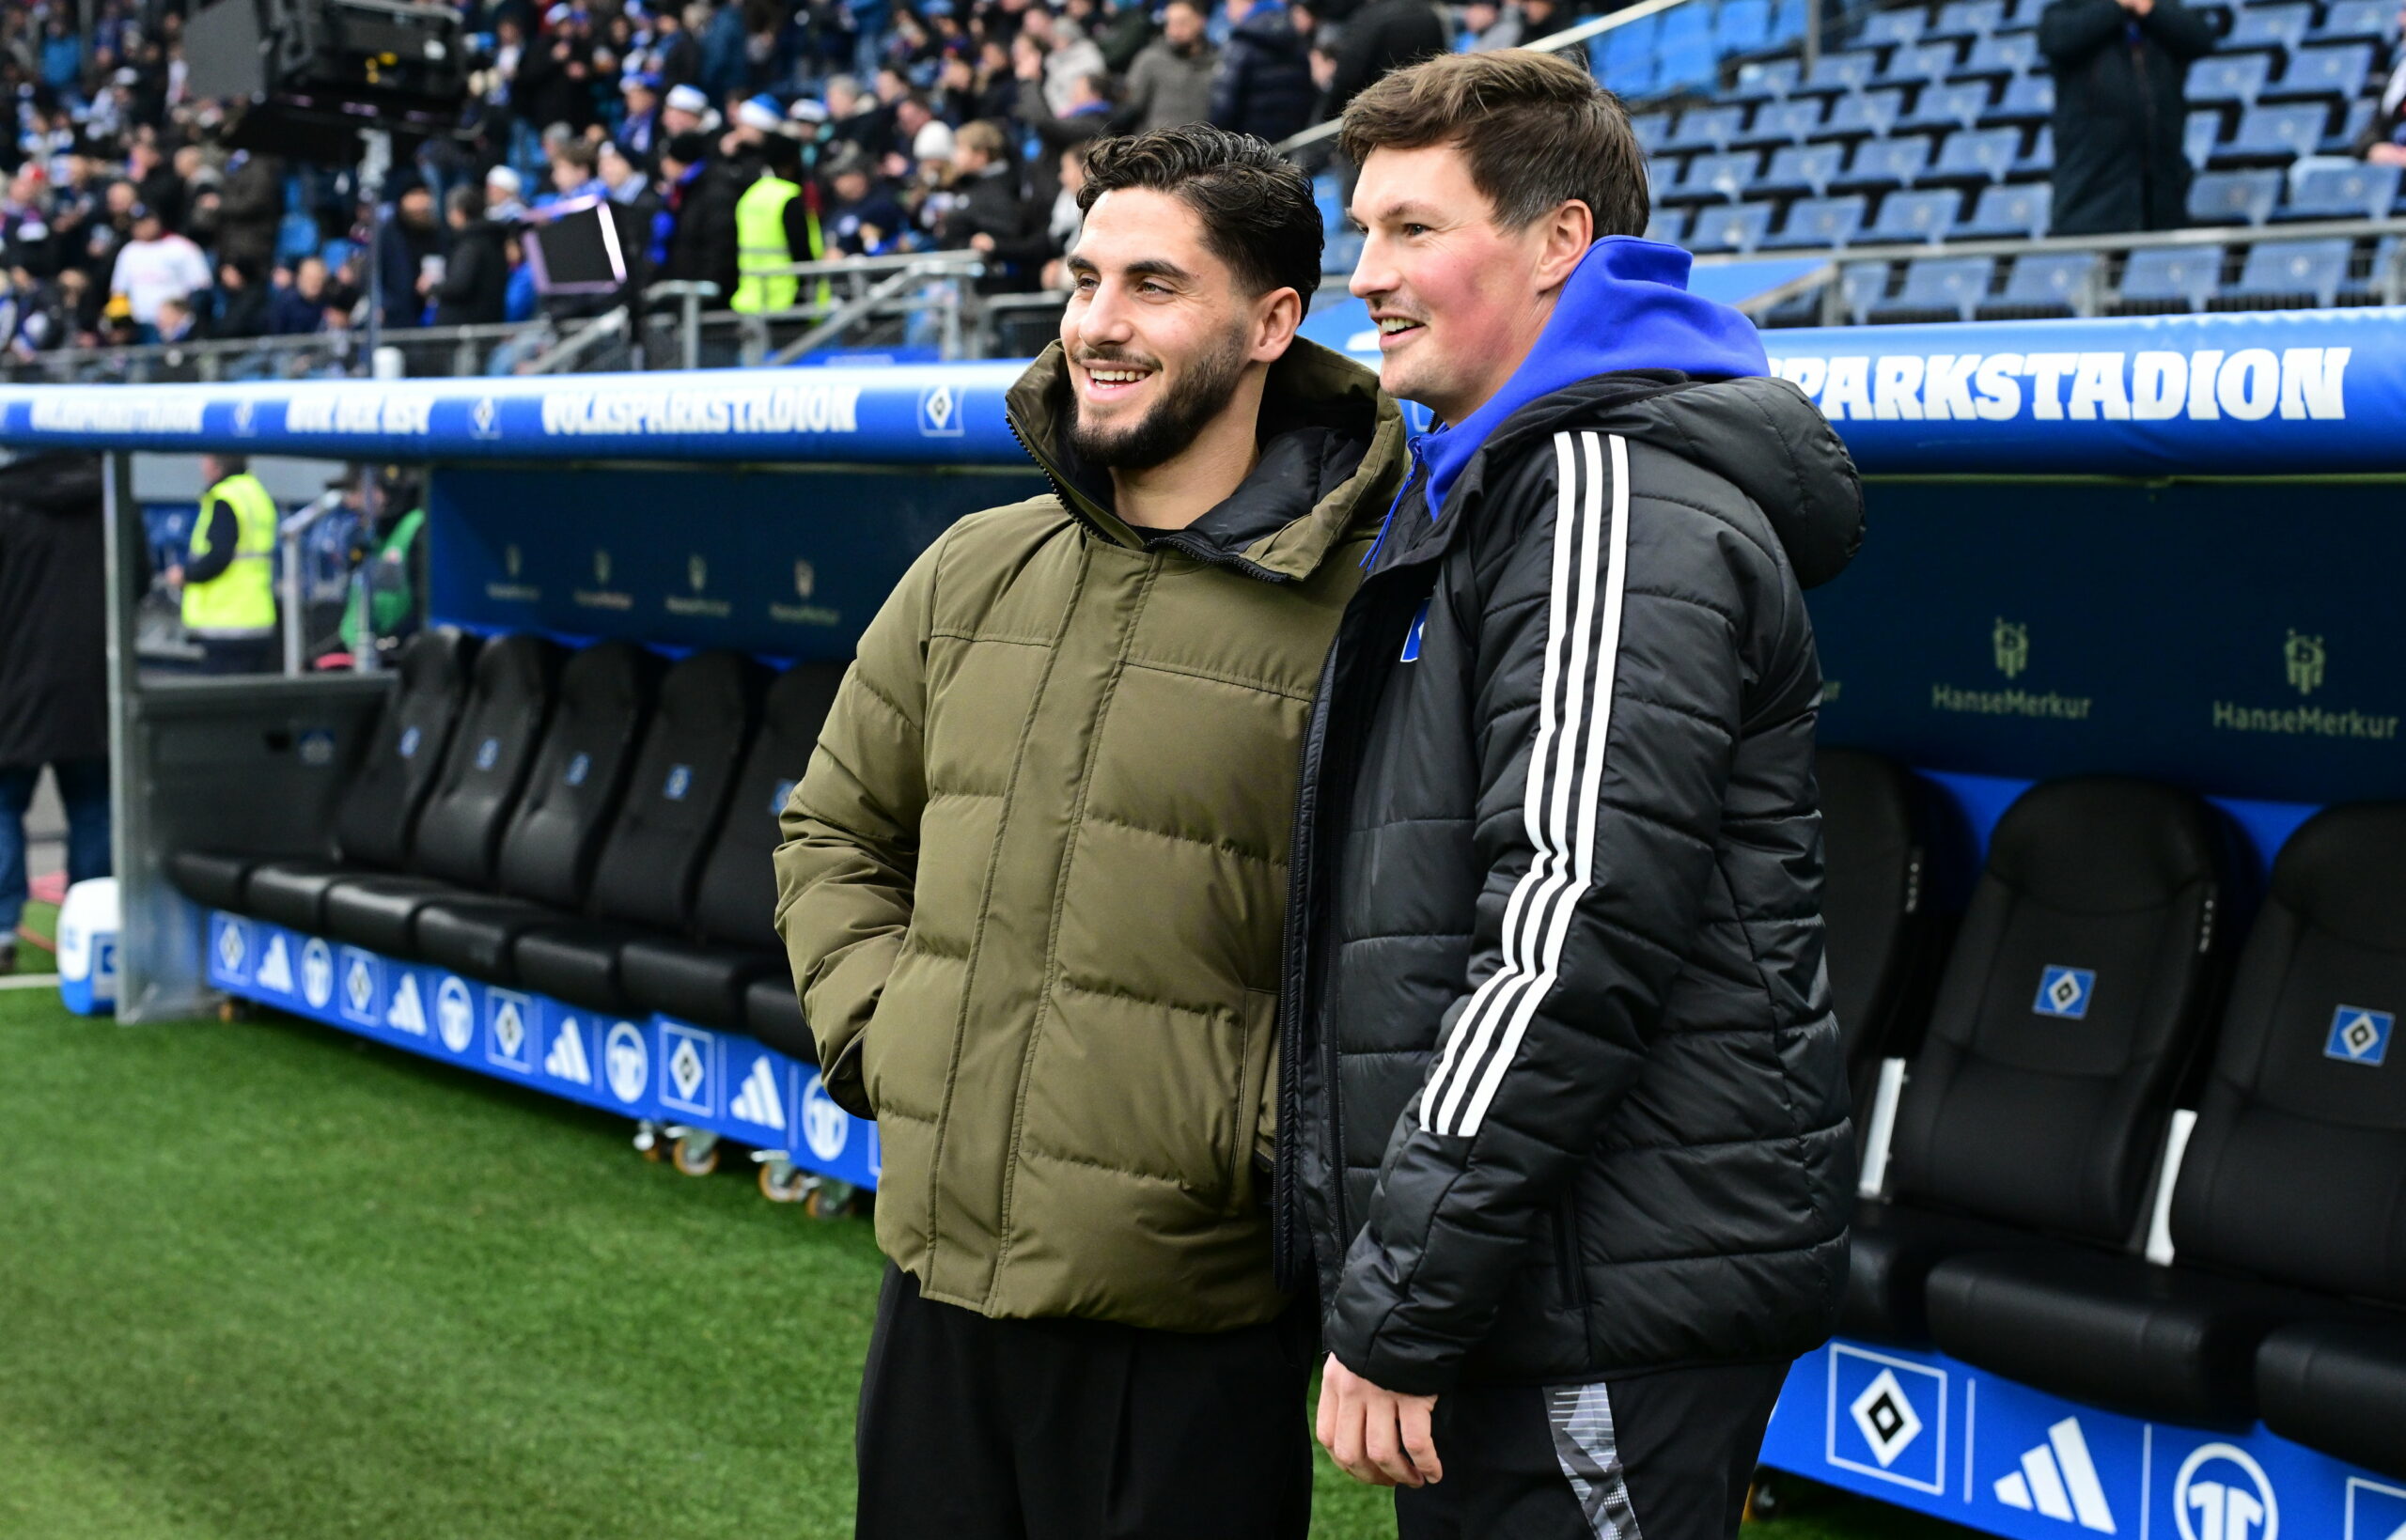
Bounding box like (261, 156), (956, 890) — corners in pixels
(1795, 235), (2402, 322)
(1821, 757), (2406, 1482)
(167, 630), (838, 1058)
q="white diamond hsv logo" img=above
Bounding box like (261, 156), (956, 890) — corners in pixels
(729, 1057), (786, 1130)
(545, 1019), (592, 1085)
(435, 976), (475, 1052)
(1851, 1369), (1925, 1470)
(604, 1021), (648, 1104)
(801, 1073), (850, 1162)
(1995, 1418), (2117, 1532)
(2326, 1006), (2394, 1066)
(489, 992), (528, 1065)
(215, 919), (246, 975)
(256, 934), (293, 994)
(669, 1036), (705, 1100)
(344, 957), (373, 1014)
(386, 972), (427, 1035)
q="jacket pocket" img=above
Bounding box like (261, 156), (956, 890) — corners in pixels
(1553, 1193), (1589, 1316)
(1228, 988), (1279, 1215)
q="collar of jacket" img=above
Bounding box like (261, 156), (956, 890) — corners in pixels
(1378, 368), (1866, 591)
(1004, 334), (1408, 583)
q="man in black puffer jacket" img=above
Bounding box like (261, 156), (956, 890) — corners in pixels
(1294, 52), (1864, 1539)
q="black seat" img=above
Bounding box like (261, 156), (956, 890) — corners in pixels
(511, 651), (765, 1012)
(621, 662), (845, 1029)
(1843, 778), (2232, 1344)
(1817, 748), (1965, 1105)
(1929, 803), (2406, 1430)
(185, 630), (476, 919)
(744, 973), (814, 1061)
(412, 643), (660, 978)
(317, 635), (562, 951)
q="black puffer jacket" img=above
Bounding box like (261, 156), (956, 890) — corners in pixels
(1279, 338), (1865, 1394)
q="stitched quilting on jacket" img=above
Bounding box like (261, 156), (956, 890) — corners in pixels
(1281, 239), (1868, 1394)
(775, 338), (1406, 1331)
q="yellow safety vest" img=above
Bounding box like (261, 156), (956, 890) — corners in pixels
(182, 472), (278, 637)
(732, 175), (804, 313)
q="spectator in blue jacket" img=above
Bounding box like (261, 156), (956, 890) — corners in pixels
(1209, 0), (1317, 144)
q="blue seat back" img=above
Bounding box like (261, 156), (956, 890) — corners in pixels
(2118, 245), (2226, 307)
(1690, 201), (1775, 252)
(2190, 54), (2273, 104)
(1997, 251), (2100, 305)
(1870, 188), (1964, 241)
(2284, 160), (2403, 219)
(2232, 238), (2351, 305)
(1891, 256), (1994, 318)
(1963, 180), (2051, 237)
(2188, 167), (2284, 226)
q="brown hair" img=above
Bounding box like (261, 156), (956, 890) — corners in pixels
(1079, 124), (1322, 303)
(1337, 50), (1648, 238)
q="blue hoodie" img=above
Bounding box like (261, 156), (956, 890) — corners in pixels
(1411, 237), (1769, 523)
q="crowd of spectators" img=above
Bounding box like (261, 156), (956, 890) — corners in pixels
(0, 0), (1532, 366)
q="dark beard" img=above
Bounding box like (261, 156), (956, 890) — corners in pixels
(1067, 327), (1249, 472)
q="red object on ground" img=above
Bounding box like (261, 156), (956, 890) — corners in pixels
(29, 872), (67, 906)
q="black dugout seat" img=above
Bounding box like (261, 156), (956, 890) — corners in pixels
(168, 630), (477, 914)
(510, 651), (765, 1012)
(315, 635), (564, 951)
(744, 975), (812, 1061)
(246, 634), (557, 934)
(410, 643), (660, 977)
(1929, 803), (2406, 1434)
(1817, 748), (1964, 1106)
(619, 662), (843, 1054)
(1844, 778), (2233, 1345)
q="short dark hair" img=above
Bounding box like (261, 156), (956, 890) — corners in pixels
(1076, 124), (1321, 304)
(1338, 50), (1648, 238)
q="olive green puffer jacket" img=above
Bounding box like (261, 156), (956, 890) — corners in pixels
(774, 339), (1406, 1331)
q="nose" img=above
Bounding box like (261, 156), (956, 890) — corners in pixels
(1070, 276), (1137, 351)
(1349, 232), (1395, 303)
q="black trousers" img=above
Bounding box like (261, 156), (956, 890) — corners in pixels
(854, 1264), (1314, 1540)
(1395, 1360), (1791, 1540)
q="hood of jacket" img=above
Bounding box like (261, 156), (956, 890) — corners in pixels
(0, 450), (102, 518)
(1005, 334), (1408, 582)
(1231, 4), (1306, 52)
(1405, 239), (1861, 589)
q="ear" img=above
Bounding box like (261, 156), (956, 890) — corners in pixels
(1531, 197), (1595, 294)
(1249, 283), (1305, 364)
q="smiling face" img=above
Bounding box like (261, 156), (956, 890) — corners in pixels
(1059, 184), (1290, 472)
(1349, 141), (1587, 425)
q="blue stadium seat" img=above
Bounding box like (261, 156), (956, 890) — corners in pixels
(1836, 135), (1937, 192)
(2326, 99), (2376, 153)
(1922, 124), (2021, 183)
(1838, 259), (1894, 321)
(1976, 251), (2101, 318)
(1771, 0), (1812, 45)
(1868, 255), (1994, 320)
(1664, 104), (1747, 153)
(2224, 4), (2315, 56)
(1982, 73), (2055, 124)
(1661, 3), (1713, 48)
(1862, 8), (1931, 47)
(2014, 123), (2054, 176)
(2215, 237), (2352, 307)
(1661, 149), (1762, 203)
(1899, 80), (1992, 130)
(1735, 97), (1829, 146)
(2189, 54), (2273, 107)
(2189, 167), (2284, 224)
(1593, 33), (1660, 97)
(1929, 0), (2006, 39)
(1817, 88), (1909, 139)
(1725, 56), (1804, 101)
(1645, 206), (1692, 244)
(1881, 40), (1960, 82)
(1632, 112), (1674, 154)
(1716, 0), (1776, 53)
(2115, 244), (2226, 312)
(2278, 160), (2403, 220)
(1688, 201), (1776, 252)
(1953, 30), (2039, 78)
(2263, 43), (2374, 105)
(1655, 38), (1722, 92)
(2372, 236), (2405, 302)
(1799, 49), (1884, 95)
(275, 212), (320, 265)
(2312, 0), (2399, 43)
(1322, 229), (1364, 275)
(1765, 194), (1871, 247)
(1758, 142), (1850, 195)
(2185, 108), (2226, 169)
(2213, 104), (2330, 166)
(1866, 186), (1965, 241)
(1952, 180), (2051, 238)
(1993, 0), (2038, 32)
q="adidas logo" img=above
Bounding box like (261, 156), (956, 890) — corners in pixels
(386, 973), (428, 1035)
(1996, 1417), (2117, 1532)
(730, 1056), (786, 1130)
(545, 1019), (591, 1084)
(256, 934), (293, 993)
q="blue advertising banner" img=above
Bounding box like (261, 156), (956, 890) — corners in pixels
(1764, 1338), (2403, 1540)
(1811, 479), (2406, 804)
(204, 909), (881, 1190)
(424, 465), (1040, 659)
(2, 309), (2402, 477)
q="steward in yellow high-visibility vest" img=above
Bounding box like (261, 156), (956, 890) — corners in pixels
(177, 454), (279, 675)
(730, 134), (827, 314)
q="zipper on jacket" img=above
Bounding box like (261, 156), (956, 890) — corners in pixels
(1274, 636), (1343, 1293)
(1008, 406), (1300, 586)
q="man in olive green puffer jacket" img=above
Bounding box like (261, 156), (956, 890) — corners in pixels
(773, 126), (1406, 1540)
